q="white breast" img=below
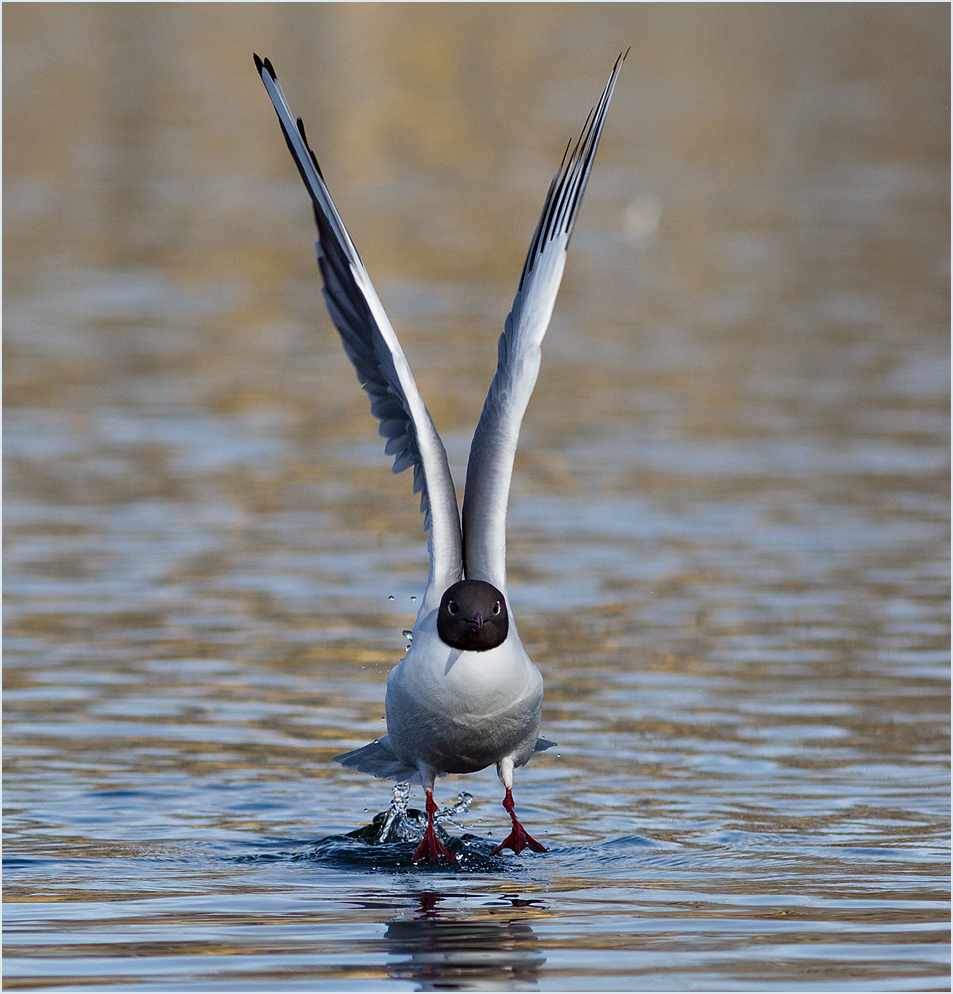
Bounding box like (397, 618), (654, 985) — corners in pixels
(384, 608), (543, 776)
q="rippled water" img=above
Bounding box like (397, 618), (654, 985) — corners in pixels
(4, 6), (950, 991)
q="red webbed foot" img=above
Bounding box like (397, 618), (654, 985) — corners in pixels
(491, 786), (547, 855)
(412, 789), (458, 865)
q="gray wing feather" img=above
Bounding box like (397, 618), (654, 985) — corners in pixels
(462, 52), (627, 590)
(255, 56), (463, 596)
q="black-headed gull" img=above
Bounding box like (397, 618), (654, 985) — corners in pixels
(255, 52), (626, 863)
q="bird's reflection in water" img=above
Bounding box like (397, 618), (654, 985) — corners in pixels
(385, 892), (546, 991)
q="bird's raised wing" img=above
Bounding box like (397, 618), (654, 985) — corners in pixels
(461, 52), (627, 591)
(255, 55), (463, 598)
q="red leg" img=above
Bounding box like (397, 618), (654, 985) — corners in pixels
(491, 786), (547, 855)
(412, 789), (457, 865)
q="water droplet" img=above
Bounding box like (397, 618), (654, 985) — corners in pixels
(388, 595), (395, 601)
(402, 629), (414, 642)
(435, 790), (472, 824)
(410, 595), (417, 602)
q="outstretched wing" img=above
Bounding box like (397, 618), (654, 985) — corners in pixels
(255, 55), (463, 597)
(461, 52), (627, 590)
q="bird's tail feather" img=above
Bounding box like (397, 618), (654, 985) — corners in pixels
(333, 736), (422, 783)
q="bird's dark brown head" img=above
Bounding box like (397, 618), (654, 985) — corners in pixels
(437, 580), (509, 652)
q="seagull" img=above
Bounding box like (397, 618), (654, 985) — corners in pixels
(255, 52), (626, 863)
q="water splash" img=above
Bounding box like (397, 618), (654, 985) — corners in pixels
(435, 791), (472, 830)
(362, 784), (472, 845)
(373, 782), (417, 843)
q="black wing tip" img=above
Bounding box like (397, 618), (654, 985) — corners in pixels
(296, 116), (325, 179)
(517, 49), (627, 288)
(254, 53), (277, 80)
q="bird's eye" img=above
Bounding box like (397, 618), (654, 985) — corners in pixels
(448, 601), (458, 615)
(492, 601), (501, 615)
